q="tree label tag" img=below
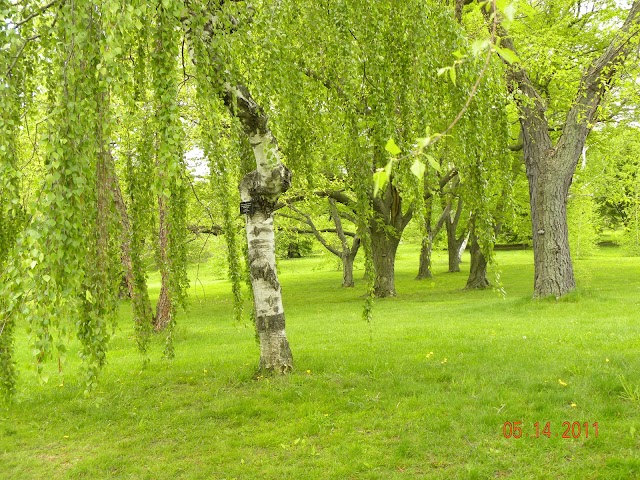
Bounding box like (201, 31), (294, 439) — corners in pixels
(240, 201), (255, 215)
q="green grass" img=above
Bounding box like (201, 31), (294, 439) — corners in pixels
(2, 245), (640, 479)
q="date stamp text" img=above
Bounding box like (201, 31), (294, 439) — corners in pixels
(502, 421), (599, 439)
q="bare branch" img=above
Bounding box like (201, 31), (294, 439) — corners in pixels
(286, 204), (341, 257)
(14, 0), (60, 28)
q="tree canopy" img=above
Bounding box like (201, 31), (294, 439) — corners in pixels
(1, 0), (639, 397)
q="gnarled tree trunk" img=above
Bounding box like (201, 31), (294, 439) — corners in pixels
(527, 151), (576, 296)
(465, 230), (490, 290)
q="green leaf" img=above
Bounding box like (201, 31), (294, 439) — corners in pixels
(42, 274), (51, 283)
(437, 67), (449, 77)
(85, 289), (94, 304)
(384, 159), (393, 178)
(373, 169), (389, 197)
(471, 39), (490, 57)
(416, 137), (431, 150)
(425, 155), (441, 172)
(519, 1), (538, 18)
(449, 67), (457, 86)
(494, 45), (520, 64)
(504, 3), (517, 22)
(385, 138), (401, 156)
(411, 159), (426, 179)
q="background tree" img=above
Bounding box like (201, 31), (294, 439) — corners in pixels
(479, 0), (640, 297)
(279, 198), (361, 288)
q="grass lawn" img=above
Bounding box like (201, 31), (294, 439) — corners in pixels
(1, 245), (640, 479)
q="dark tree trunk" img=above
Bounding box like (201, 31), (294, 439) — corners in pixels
(284, 198), (360, 288)
(445, 198), (465, 273)
(370, 224), (401, 297)
(465, 231), (490, 289)
(107, 151), (154, 325)
(342, 253), (355, 288)
(416, 176), (456, 280)
(155, 280), (172, 330)
(446, 232), (460, 272)
(341, 235), (360, 288)
(527, 153), (575, 297)
(416, 236), (433, 280)
(369, 182), (412, 297)
(416, 197), (435, 280)
(287, 242), (302, 258)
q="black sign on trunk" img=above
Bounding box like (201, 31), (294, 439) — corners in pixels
(240, 201), (255, 215)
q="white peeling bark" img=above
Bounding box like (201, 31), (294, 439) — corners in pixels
(230, 86), (293, 374)
(185, 6), (294, 373)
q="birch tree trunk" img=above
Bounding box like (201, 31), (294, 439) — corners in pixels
(230, 84), (293, 374)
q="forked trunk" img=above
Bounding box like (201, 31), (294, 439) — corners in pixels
(416, 197), (449, 280)
(369, 181), (412, 297)
(493, 1), (640, 297)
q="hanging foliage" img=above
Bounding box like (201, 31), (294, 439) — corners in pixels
(0, 0), (191, 396)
